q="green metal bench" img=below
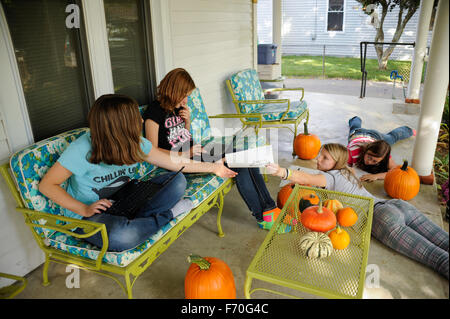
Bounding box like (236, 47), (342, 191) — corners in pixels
(0, 88), (265, 298)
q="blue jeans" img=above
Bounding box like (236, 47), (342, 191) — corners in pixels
(348, 116), (413, 145)
(80, 172), (187, 252)
(232, 167), (276, 222)
(372, 199), (449, 278)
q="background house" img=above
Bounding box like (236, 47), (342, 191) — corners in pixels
(0, 0), (258, 284)
(257, 0), (433, 60)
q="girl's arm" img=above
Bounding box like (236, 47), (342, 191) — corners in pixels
(145, 146), (237, 178)
(39, 163), (112, 218)
(145, 119), (170, 155)
(360, 157), (398, 182)
(266, 164), (327, 188)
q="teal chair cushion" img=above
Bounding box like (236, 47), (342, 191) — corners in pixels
(187, 88), (212, 144)
(246, 100), (308, 122)
(229, 69), (265, 113)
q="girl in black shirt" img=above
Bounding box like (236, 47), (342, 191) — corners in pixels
(143, 68), (290, 233)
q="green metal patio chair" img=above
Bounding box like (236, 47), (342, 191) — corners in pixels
(226, 69), (309, 154)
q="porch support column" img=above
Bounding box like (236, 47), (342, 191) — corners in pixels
(411, 0), (449, 183)
(252, 0), (258, 70)
(406, 0), (434, 104)
(272, 0), (282, 64)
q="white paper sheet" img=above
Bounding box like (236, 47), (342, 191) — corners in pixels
(225, 145), (274, 168)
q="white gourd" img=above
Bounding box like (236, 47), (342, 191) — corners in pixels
(299, 232), (333, 258)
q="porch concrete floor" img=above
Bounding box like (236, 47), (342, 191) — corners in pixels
(15, 91), (448, 299)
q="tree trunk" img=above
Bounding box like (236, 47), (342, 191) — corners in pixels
(375, 4), (388, 69)
(372, 3), (417, 70)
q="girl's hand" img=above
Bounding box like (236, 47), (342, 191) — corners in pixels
(360, 173), (379, 182)
(265, 163), (284, 177)
(83, 199), (112, 217)
(213, 162), (238, 178)
(179, 105), (191, 124)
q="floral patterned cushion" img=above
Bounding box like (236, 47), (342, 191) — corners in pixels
(245, 100), (308, 122)
(229, 69), (266, 113)
(187, 88), (212, 144)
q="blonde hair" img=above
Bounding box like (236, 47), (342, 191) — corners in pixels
(322, 143), (362, 188)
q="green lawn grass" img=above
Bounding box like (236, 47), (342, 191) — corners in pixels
(282, 55), (413, 82)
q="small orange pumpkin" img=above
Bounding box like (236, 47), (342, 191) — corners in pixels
(277, 183), (296, 208)
(384, 160), (420, 200)
(337, 207), (358, 227)
(294, 123), (321, 160)
(301, 201), (336, 232)
(185, 254), (236, 299)
(323, 199), (343, 214)
(328, 227), (350, 250)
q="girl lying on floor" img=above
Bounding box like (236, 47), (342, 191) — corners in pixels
(346, 116), (415, 182)
(267, 143), (449, 279)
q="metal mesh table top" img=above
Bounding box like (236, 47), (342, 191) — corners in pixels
(247, 185), (374, 299)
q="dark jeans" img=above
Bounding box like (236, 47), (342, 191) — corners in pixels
(232, 167), (276, 222)
(80, 172), (187, 252)
(348, 116), (413, 145)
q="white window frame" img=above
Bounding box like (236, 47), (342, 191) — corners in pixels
(0, 0), (166, 150)
(0, 4), (34, 151)
(326, 0), (346, 33)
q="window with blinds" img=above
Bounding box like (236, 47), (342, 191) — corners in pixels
(1, 0), (92, 142)
(327, 0), (345, 32)
(104, 0), (155, 106)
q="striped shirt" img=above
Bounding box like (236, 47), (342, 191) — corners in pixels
(347, 135), (376, 166)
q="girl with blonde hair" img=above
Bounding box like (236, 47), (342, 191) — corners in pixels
(39, 94), (237, 252)
(267, 143), (449, 279)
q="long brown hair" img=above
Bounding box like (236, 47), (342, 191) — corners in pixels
(157, 68), (196, 113)
(88, 94), (146, 165)
(356, 140), (391, 174)
(322, 143), (362, 188)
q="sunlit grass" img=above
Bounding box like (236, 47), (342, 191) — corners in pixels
(282, 55), (413, 82)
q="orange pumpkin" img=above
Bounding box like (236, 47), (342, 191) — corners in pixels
(384, 160), (420, 200)
(337, 207), (358, 227)
(294, 123), (321, 160)
(185, 254), (236, 299)
(301, 201), (336, 232)
(323, 199), (343, 214)
(277, 183), (296, 208)
(328, 227), (350, 250)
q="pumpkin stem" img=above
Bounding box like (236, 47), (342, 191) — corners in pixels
(401, 160), (408, 171)
(303, 122), (309, 135)
(187, 254), (211, 270)
(317, 200), (323, 213)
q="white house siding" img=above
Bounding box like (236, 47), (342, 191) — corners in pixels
(168, 0), (255, 133)
(257, 0), (433, 61)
